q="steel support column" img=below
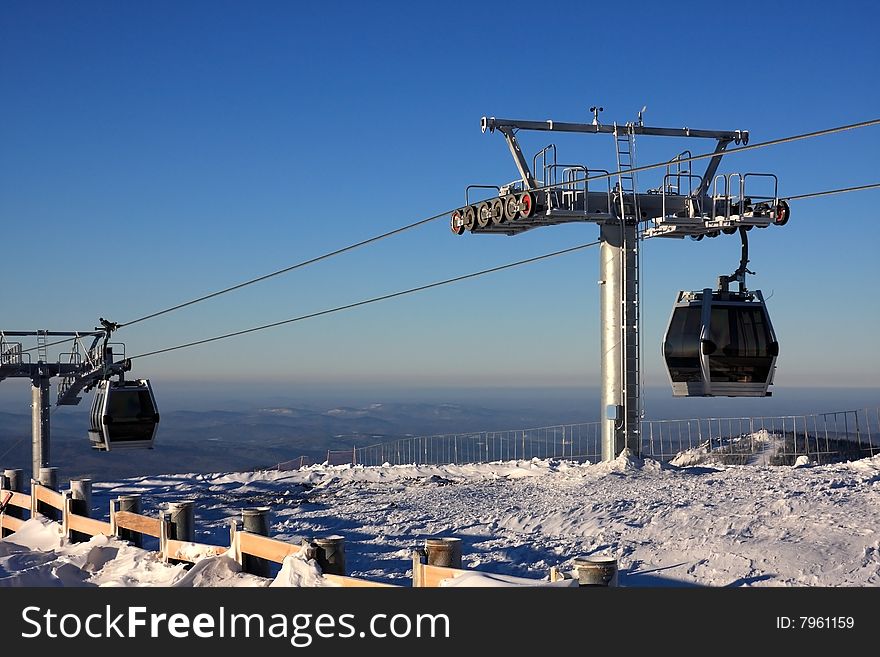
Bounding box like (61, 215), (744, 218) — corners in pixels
(31, 375), (51, 481)
(600, 222), (640, 460)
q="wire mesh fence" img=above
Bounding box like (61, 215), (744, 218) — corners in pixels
(351, 422), (604, 468)
(639, 409), (879, 465)
(270, 456), (312, 471)
(262, 407), (879, 471)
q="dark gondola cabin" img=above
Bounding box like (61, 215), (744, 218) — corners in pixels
(88, 379), (159, 450)
(663, 288), (778, 397)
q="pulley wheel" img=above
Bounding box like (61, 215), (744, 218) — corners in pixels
(503, 194), (520, 222)
(517, 191), (535, 219)
(774, 200), (790, 226)
(490, 197), (505, 225)
(450, 209), (466, 235)
(463, 205), (477, 231)
(477, 201), (491, 228)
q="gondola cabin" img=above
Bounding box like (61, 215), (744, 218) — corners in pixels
(663, 288), (778, 397)
(88, 379), (160, 450)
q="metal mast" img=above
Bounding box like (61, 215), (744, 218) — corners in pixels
(599, 218), (640, 458)
(603, 121), (643, 458)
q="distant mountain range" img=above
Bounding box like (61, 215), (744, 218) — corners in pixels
(0, 401), (588, 483)
(3, 388), (876, 484)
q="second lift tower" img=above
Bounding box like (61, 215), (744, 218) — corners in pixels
(450, 109), (788, 461)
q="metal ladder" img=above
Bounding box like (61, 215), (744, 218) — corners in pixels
(613, 123), (642, 434)
(614, 123), (640, 221)
(37, 331), (48, 363)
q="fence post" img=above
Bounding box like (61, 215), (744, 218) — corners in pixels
(37, 467), (59, 521)
(425, 537), (462, 569)
(412, 548), (426, 587)
(241, 507), (271, 577)
(573, 556), (619, 587)
(113, 495), (143, 547)
(2, 469), (24, 536)
(0, 474), (8, 538)
(228, 517), (242, 568)
(312, 535), (346, 576)
(168, 501), (195, 542)
(412, 547), (428, 588)
(4, 468), (23, 497)
(157, 501), (195, 563)
(549, 565), (575, 583)
(67, 479), (92, 543)
(159, 511), (170, 561)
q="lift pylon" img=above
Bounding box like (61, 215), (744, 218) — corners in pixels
(0, 328), (135, 480)
(453, 109), (788, 460)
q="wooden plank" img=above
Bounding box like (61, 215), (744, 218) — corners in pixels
(0, 514), (27, 533)
(165, 539), (227, 563)
(67, 514), (112, 537)
(323, 574), (400, 588)
(35, 486), (65, 510)
(7, 491), (31, 511)
(420, 563), (468, 588)
(113, 511), (161, 538)
(238, 531), (303, 564)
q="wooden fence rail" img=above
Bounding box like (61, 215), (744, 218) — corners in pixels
(0, 480), (389, 586)
(6, 490), (31, 511)
(411, 552), (582, 587)
(233, 529), (303, 564)
(0, 513), (27, 534)
(32, 483), (65, 514)
(112, 510), (162, 539)
(164, 538), (228, 562)
(3, 480), (597, 588)
(64, 506), (112, 539)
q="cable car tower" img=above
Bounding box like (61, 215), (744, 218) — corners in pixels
(451, 108), (789, 461)
(0, 322), (159, 481)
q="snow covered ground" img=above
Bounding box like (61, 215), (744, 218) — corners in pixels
(2, 449), (879, 587)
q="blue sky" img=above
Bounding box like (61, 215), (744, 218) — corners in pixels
(1, 0), (879, 409)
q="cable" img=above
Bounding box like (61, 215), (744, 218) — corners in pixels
(118, 211), (451, 328)
(16, 177), (880, 359)
(128, 240), (601, 360)
(0, 435), (28, 462)
(782, 182), (880, 202)
(0, 406), (61, 462)
(108, 118), (880, 332)
(14, 118), (880, 355)
(17, 176), (880, 359)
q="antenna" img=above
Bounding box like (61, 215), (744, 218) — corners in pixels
(638, 106), (647, 126)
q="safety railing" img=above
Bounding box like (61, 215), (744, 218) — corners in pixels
(311, 408), (880, 469)
(662, 173), (704, 219)
(0, 338), (27, 365)
(665, 150), (693, 195)
(643, 410), (878, 465)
